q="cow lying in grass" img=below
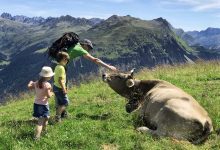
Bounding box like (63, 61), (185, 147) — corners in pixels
(102, 70), (213, 144)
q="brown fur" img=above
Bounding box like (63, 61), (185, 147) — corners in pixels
(103, 72), (213, 144)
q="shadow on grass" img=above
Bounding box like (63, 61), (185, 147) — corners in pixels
(0, 119), (37, 140)
(17, 131), (33, 140)
(0, 119), (37, 128)
(207, 77), (220, 81)
(0, 113), (112, 141)
(197, 77), (220, 81)
(216, 128), (220, 135)
(75, 112), (112, 120)
(0, 116), (62, 127)
(62, 139), (85, 148)
(0, 118), (58, 140)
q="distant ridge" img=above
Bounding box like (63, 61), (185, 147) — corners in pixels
(174, 27), (220, 50)
(0, 12), (103, 25)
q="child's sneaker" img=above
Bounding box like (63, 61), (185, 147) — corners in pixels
(34, 136), (40, 141)
(55, 115), (61, 122)
(61, 110), (68, 118)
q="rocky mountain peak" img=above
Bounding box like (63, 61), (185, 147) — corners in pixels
(88, 18), (104, 25)
(106, 15), (136, 22)
(1, 12), (45, 24)
(201, 27), (220, 35)
(89, 15), (131, 31)
(154, 17), (168, 23)
(1, 12), (13, 20)
(153, 17), (171, 29)
(43, 15), (96, 26)
(0, 12), (103, 26)
(107, 15), (120, 20)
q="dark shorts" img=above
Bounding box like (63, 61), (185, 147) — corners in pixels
(53, 85), (69, 106)
(33, 103), (50, 118)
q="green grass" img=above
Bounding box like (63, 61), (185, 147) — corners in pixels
(0, 61), (220, 150)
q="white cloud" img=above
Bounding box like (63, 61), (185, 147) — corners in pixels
(96, 0), (133, 3)
(193, 2), (220, 11)
(45, 0), (133, 4)
(161, 0), (220, 11)
(175, 0), (200, 5)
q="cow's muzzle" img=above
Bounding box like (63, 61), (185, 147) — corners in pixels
(125, 101), (139, 113)
(102, 73), (110, 82)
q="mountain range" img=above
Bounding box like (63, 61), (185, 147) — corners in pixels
(0, 12), (219, 103)
(0, 12), (103, 26)
(174, 27), (220, 50)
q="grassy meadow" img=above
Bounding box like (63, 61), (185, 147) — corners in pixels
(0, 61), (220, 150)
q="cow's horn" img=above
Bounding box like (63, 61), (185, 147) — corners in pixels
(126, 79), (135, 88)
(130, 68), (135, 77)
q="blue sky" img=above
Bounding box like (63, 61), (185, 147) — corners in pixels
(0, 0), (220, 31)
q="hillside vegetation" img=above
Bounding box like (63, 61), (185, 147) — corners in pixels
(2, 14), (218, 102)
(0, 61), (220, 150)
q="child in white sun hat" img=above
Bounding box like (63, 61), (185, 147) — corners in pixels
(27, 66), (54, 140)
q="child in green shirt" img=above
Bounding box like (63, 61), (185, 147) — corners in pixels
(53, 52), (70, 122)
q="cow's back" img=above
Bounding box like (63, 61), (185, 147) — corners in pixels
(140, 80), (212, 140)
(140, 81), (195, 119)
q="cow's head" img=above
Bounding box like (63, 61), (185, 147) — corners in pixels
(102, 69), (135, 96)
(102, 69), (140, 113)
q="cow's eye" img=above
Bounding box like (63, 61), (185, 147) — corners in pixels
(127, 75), (133, 79)
(116, 76), (122, 79)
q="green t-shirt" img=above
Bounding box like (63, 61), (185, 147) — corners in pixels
(54, 64), (66, 88)
(68, 43), (89, 60)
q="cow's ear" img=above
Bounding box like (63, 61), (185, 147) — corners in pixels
(126, 79), (135, 88)
(130, 68), (135, 78)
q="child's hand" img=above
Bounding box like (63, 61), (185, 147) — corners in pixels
(28, 81), (33, 85)
(28, 81), (34, 89)
(63, 88), (67, 94)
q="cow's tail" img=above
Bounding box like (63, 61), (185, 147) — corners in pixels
(190, 121), (212, 145)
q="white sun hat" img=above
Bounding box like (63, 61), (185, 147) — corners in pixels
(39, 66), (55, 77)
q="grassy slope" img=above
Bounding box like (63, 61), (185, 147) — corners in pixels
(0, 61), (220, 150)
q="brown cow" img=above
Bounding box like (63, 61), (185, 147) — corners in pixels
(102, 70), (213, 144)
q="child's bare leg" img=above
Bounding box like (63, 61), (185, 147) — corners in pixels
(43, 117), (49, 132)
(35, 118), (44, 139)
(56, 106), (66, 122)
(61, 106), (66, 115)
(56, 106), (66, 116)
